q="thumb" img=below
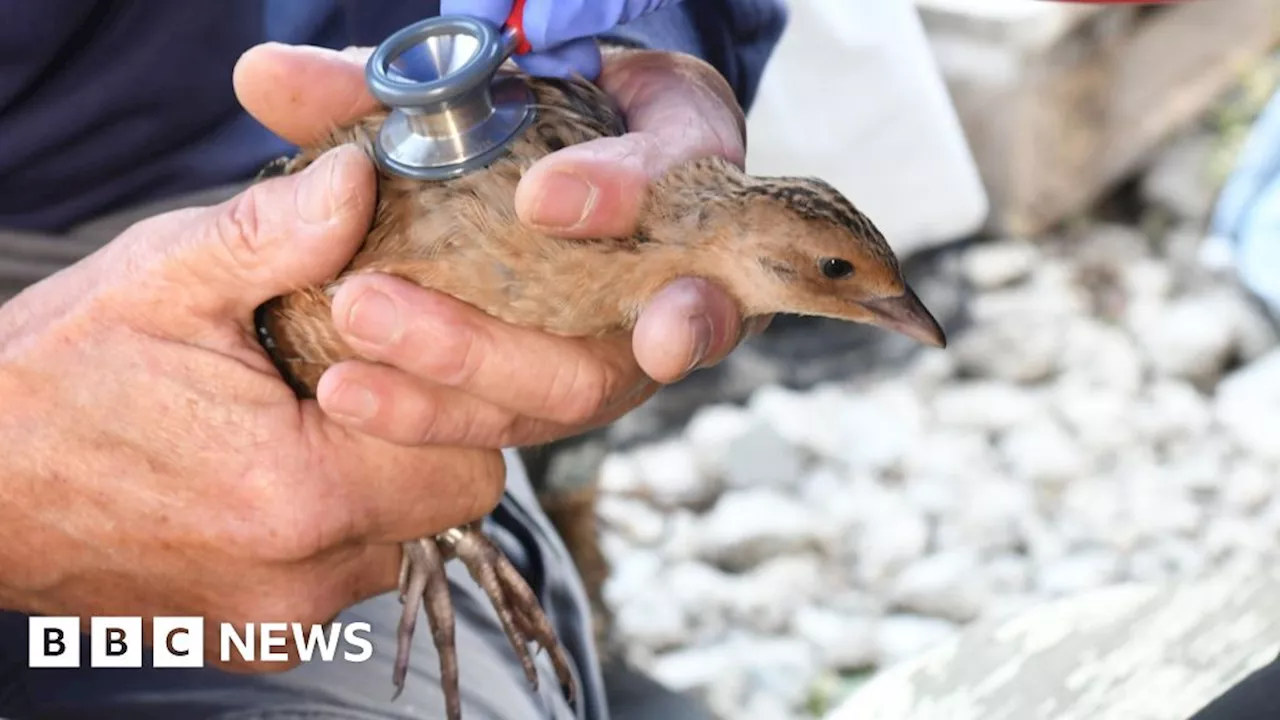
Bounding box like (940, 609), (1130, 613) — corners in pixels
(145, 145), (375, 322)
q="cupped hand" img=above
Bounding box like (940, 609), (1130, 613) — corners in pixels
(0, 144), (505, 670)
(440, 0), (678, 79)
(233, 42), (769, 449)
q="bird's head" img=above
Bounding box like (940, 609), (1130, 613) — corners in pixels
(722, 176), (946, 348)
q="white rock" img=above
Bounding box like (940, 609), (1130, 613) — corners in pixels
(908, 347), (957, 393)
(737, 637), (821, 709)
(799, 467), (869, 536)
(723, 421), (807, 490)
(1056, 318), (1145, 396)
(1128, 293), (1239, 384)
(740, 692), (804, 720)
(933, 479), (1034, 554)
(888, 549), (989, 622)
(1127, 538), (1208, 582)
(748, 384), (852, 462)
(983, 554), (1032, 595)
(683, 403), (756, 479)
(602, 548), (663, 608)
(659, 509), (701, 561)
(1133, 379), (1213, 445)
(963, 238), (1039, 289)
(874, 614), (959, 666)
(614, 587), (689, 651)
(1123, 258), (1176, 303)
(1216, 350), (1280, 461)
(726, 555), (827, 633)
(596, 495), (666, 546)
(999, 417), (1087, 487)
(853, 495), (931, 588)
(598, 453), (643, 495)
(902, 474), (962, 518)
(901, 429), (998, 482)
(1202, 517), (1275, 561)
(832, 382), (927, 473)
(1126, 472), (1202, 539)
(931, 381), (1042, 433)
(1222, 462), (1276, 515)
(1058, 479), (1127, 550)
(650, 643), (746, 700)
(1075, 223), (1153, 270)
(629, 439), (719, 509)
(981, 594), (1040, 621)
(1050, 382), (1134, 460)
(665, 561), (737, 634)
(1163, 439), (1230, 495)
(951, 310), (1064, 383)
(1019, 512), (1070, 566)
(694, 489), (827, 571)
(792, 606), (878, 670)
(825, 589), (888, 617)
(1037, 549), (1122, 596)
(655, 636), (817, 714)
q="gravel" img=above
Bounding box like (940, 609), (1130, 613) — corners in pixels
(592, 128), (1280, 719)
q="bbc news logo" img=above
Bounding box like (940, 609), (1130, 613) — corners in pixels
(28, 617), (373, 668)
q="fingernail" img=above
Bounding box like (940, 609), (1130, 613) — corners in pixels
(296, 150), (338, 225)
(529, 171), (597, 229)
(325, 380), (379, 422)
(685, 314), (713, 374)
(344, 288), (401, 347)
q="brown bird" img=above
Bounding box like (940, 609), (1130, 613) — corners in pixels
(253, 49), (945, 720)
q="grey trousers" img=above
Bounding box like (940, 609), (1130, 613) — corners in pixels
(0, 186), (607, 720)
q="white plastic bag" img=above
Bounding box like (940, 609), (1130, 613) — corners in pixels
(746, 0), (988, 256)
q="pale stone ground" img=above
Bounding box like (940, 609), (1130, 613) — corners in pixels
(593, 43), (1280, 720)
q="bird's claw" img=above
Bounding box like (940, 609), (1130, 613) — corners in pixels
(393, 527), (577, 720)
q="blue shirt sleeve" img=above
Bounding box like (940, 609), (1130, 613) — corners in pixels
(599, 0), (787, 113)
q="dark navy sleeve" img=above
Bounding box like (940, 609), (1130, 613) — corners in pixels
(600, 0), (787, 112)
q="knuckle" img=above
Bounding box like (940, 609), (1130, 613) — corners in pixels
(542, 356), (610, 427)
(210, 189), (270, 276)
(466, 450), (507, 519)
(428, 321), (484, 388)
(405, 393), (447, 445)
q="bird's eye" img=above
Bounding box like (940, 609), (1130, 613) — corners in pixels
(820, 257), (854, 279)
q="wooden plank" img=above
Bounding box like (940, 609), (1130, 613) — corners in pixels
(916, 0), (1280, 236)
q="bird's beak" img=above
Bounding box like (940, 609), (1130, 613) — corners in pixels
(858, 286), (947, 348)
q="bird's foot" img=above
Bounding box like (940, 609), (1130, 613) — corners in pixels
(392, 526), (577, 720)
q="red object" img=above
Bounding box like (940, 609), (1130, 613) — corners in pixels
(505, 0), (532, 54)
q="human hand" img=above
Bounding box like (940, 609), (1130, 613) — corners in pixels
(0, 141), (505, 670)
(234, 42), (769, 449)
(441, 0), (679, 79)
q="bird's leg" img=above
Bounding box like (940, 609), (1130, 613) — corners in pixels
(394, 538), (458, 717)
(443, 524), (578, 704)
(392, 524), (577, 720)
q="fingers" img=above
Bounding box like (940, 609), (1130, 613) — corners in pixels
(514, 50), (745, 237)
(233, 43), (377, 146)
(325, 273), (644, 428)
(631, 278), (748, 382)
(317, 420), (508, 545)
(131, 146), (375, 322)
(316, 359), (659, 448)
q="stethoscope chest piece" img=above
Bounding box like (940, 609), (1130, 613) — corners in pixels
(365, 16), (536, 181)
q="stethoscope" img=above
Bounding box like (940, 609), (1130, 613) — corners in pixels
(363, 3), (537, 181)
